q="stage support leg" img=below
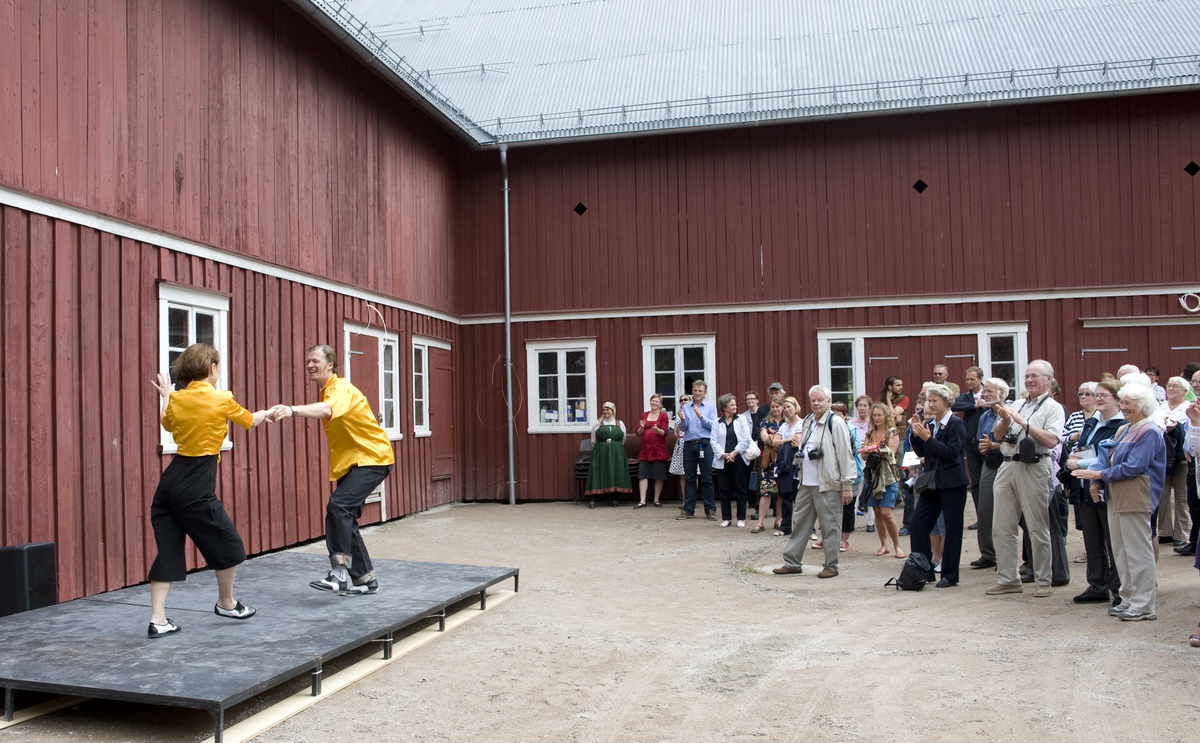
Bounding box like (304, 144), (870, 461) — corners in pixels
(479, 589), (486, 610)
(311, 665), (323, 697)
(209, 707), (224, 743)
(514, 574), (519, 593)
(4, 687), (13, 722)
(377, 632), (393, 660)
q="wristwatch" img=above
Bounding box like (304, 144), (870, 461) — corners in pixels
(290, 406), (298, 417)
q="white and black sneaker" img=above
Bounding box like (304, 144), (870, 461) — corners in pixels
(310, 571), (362, 596)
(147, 619), (181, 638)
(352, 576), (379, 595)
(214, 601), (256, 620)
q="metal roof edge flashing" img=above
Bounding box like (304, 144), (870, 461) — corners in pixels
(283, 0), (496, 148)
(490, 79), (1200, 148)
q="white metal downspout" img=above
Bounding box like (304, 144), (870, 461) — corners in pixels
(500, 145), (516, 505)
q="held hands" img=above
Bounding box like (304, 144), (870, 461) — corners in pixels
(250, 410), (271, 428)
(267, 404), (293, 422)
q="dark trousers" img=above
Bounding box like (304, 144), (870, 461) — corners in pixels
(717, 457), (748, 521)
(965, 446), (984, 510)
(909, 486), (968, 584)
(778, 486), (795, 534)
(1077, 501), (1120, 598)
(901, 481), (915, 529)
(1188, 460), (1199, 546)
(327, 464), (392, 579)
(149, 454), (246, 583)
(682, 440), (716, 516)
(1021, 486), (1070, 584)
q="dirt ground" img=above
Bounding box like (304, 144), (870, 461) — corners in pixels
(9, 498), (1200, 743)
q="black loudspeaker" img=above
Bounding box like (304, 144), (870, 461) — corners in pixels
(0, 541), (58, 617)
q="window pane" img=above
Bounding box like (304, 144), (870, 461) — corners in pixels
(654, 348), (675, 372)
(384, 400), (394, 430)
(194, 312), (215, 347)
(566, 374), (586, 398)
(993, 363), (1016, 391)
(682, 346), (705, 372)
(539, 376), (558, 400)
(168, 350), (182, 385)
(413, 347), (424, 375)
(565, 350), (586, 374)
(566, 398), (586, 423)
(540, 400), (560, 424)
(831, 367), (851, 392)
(683, 372), (702, 395)
(538, 351), (558, 375)
(414, 400), (425, 427)
(830, 341), (852, 368)
(654, 372), (675, 398)
(661, 397), (677, 415)
(990, 335), (1015, 363)
(833, 391), (852, 408)
(383, 343), (394, 373)
(168, 307), (188, 350)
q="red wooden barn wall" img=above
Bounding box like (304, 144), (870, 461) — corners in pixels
(459, 295), (1200, 502)
(0, 0), (461, 315)
(0, 204), (460, 601)
(457, 91), (1200, 317)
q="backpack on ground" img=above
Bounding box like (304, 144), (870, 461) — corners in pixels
(885, 552), (931, 591)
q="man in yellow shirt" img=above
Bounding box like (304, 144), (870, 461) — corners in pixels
(272, 344), (395, 595)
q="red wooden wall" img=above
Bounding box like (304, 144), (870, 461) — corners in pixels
(457, 91), (1200, 317)
(459, 294), (1200, 502)
(0, 0), (461, 315)
(0, 204), (460, 601)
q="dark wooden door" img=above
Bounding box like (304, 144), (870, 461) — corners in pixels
(347, 333), (381, 422)
(864, 334), (977, 404)
(429, 347), (455, 480)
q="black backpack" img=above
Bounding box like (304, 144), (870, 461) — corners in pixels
(886, 552), (932, 591)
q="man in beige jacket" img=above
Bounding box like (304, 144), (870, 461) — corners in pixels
(773, 386), (857, 578)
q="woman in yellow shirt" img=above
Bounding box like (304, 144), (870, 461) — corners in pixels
(147, 343), (269, 637)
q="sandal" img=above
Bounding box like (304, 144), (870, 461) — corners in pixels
(874, 546), (891, 556)
(1190, 624), (1200, 648)
(634, 503), (646, 509)
(895, 550), (907, 559)
(751, 524), (765, 533)
(653, 502), (662, 508)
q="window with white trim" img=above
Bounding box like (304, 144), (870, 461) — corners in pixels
(988, 334), (1018, 401)
(158, 283), (230, 454)
(343, 322), (403, 441)
(526, 339), (597, 433)
(412, 336), (452, 437)
(641, 335), (716, 419)
(828, 340), (855, 408)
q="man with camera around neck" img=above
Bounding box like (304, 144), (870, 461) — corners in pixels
(773, 386), (857, 579)
(986, 360), (1066, 598)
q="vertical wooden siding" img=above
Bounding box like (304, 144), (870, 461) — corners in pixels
(0, 205), (460, 601)
(0, 0), (461, 314)
(460, 295), (1200, 502)
(458, 91), (1200, 317)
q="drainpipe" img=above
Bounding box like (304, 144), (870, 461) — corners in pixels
(500, 145), (516, 505)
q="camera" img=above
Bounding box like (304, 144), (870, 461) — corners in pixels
(1002, 432), (1020, 445)
(807, 447), (825, 461)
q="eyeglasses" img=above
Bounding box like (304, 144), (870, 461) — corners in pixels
(1077, 391), (1094, 397)
(1024, 373), (1046, 380)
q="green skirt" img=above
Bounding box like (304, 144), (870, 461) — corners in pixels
(586, 426), (632, 495)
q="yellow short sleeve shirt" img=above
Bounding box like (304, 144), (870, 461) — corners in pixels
(161, 381), (254, 456)
(320, 375), (396, 481)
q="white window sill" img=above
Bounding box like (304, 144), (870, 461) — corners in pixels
(527, 425), (592, 435)
(413, 430), (431, 438)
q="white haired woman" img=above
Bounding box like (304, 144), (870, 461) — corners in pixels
(1073, 384), (1167, 621)
(1156, 376), (1193, 546)
(909, 384), (969, 587)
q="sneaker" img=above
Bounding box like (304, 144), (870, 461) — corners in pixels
(809, 532), (820, 541)
(705, 512), (718, 521)
(1118, 609), (1156, 621)
(866, 524), (876, 533)
(1033, 585), (1053, 598)
(814, 540), (824, 548)
(934, 561), (942, 573)
(855, 509), (866, 516)
(310, 571), (359, 596)
(214, 601), (256, 620)
(839, 540), (849, 552)
(736, 521), (745, 528)
(719, 520), (731, 527)
(147, 619), (181, 638)
(985, 583), (1024, 595)
(1108, 603), (1131, 616)
(898, 526), (910, 537)
(676, 510), (693, 520)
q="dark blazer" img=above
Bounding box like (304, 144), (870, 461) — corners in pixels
(951, 390), (983, 440)
(1064, 414), (1124, 506)
(911, 415), (968, 489)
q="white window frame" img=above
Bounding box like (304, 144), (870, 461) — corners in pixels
(640, 334), (717, 421)
(342, 322), (404, 442)
(412, 335), (452, 438)
(817, 323), (1029, 400)
(157, 283), (230, 455)
(526, 338), (598, 434)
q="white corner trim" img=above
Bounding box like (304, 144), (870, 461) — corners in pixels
(0, 185), (459, 326)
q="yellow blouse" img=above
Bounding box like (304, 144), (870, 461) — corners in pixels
(161, 381), (254, 456)
(320, 375), (396, 481)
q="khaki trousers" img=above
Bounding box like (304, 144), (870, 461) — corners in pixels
(781, 485), (842, 570)
(991, 458), (1054, 587)
(1108, 510), (1156, 614)
(1157, 468), (1191, 541)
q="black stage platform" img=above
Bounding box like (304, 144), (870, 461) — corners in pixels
(0, 553), (518, 742)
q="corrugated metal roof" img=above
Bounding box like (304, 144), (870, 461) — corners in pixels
(313, 0), (1200, 145)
